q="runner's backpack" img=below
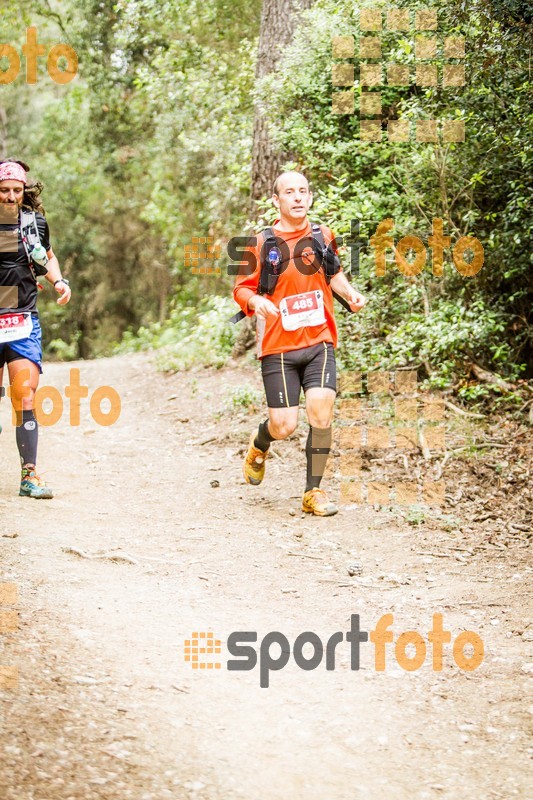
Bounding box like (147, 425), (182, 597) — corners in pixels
(230, 222), (352, 324)
(20, 209), (49, 287)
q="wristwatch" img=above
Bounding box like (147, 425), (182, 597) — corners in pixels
(54, 278), (70, 287)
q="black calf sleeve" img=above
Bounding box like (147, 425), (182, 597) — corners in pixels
(16, 409), (38, 467)
(254, 419), (275, 451)
(305, 426), (332, 492)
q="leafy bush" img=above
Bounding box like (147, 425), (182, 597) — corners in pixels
(117, 296), (237, 372)
(336, 277), (525, 390)
(260, 0), (532, 390)
(228, 384), (263, 411)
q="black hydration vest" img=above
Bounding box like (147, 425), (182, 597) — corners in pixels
(230, 222), (350, 324)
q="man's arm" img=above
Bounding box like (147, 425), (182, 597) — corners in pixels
(330, 270), (366, 312)
(44, 248), (71, 306)
(232, 237), (260, 317)
(247, 293), (279, 319)
(323, 225), (366, 313)
(232, 236), (279, 320)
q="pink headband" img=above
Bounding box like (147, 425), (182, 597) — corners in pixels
(0, 162), (27, 185)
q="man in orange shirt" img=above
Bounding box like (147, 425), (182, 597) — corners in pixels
(233, 171), (366, 516)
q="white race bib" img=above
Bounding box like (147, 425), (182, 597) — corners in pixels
(0, 312), (33, 344)
(279, 290), (326, 331)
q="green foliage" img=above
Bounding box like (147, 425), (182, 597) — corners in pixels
(117, 295), (237, 372)
(47, 336), (80, 361)
(2, 0), (259, 359)
(228, 384), (263, 411)
(257, 0), (532, 390)
(1, 0), (530, 403)
(406, 506), (427, 526)
(336, 277), (525, 388)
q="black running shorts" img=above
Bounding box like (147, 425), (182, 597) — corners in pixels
(261, 342), (337, 408)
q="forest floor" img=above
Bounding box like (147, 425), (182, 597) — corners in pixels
(0, 352), (531, 800)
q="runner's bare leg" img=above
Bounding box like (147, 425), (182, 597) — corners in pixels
(266, 405), (299, 439)
(305, 387), (335, 428)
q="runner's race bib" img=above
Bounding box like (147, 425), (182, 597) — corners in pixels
(0, 312), (32, 344)
(279, 290), (326, 331)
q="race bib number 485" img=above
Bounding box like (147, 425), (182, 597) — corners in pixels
(279, 290), (326, 331)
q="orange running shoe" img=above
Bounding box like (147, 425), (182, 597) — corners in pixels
(242, 431), (268, 486)
(302, 488), (338, 516)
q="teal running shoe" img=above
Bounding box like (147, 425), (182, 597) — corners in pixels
(19, 467), (53, 499)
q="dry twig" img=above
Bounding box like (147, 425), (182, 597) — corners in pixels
(62, 547), (139, 565)
(444, 400), (485, 419)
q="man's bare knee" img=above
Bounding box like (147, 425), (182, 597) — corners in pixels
(308, 412), (333, 429)
(8, 373), (33, 411)
(307, 406), (334, 429)
(268, 419), (298, 439)
(21, 392), (35, 410)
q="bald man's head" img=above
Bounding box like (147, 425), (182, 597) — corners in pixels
(272, 171), (309, 196)
(271, 171), (313, 227)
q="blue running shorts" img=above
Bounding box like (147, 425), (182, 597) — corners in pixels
(0, 314), (43, 373)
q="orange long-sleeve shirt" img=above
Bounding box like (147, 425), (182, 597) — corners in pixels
(232, 220), (341, 358)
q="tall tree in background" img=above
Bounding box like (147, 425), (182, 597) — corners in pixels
(0, 106), (7, 159)
(250, 0), (313, 212)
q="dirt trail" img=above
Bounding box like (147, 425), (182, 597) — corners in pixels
(0, 353), (531, 800)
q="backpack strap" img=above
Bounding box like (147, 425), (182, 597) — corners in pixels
(19, 209), (49, 286)
(230, 227), (281, 324)
(311, 221), (352, 312)
(230, 308), (246, 324)
(230, 222), (349, 325)
(20, 209), (39, 265)
(258, 226), (283, 296)
(19, 209), (41, 285)
(310, 222), (341, 283)
(310, 222), (326, 252)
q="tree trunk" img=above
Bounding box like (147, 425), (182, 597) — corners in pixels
(0, 105), (7, 160)
(250, 0), (313, 213)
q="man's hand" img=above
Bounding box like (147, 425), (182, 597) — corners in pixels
(346, 288), (366, 312)
(55, 280), (72, 306)
(330, 271), (367, 313)
(248, 295), (280, 320)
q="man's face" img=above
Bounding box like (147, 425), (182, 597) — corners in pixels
(0, 180), (24, 206)
(273, 173), (312, 224)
